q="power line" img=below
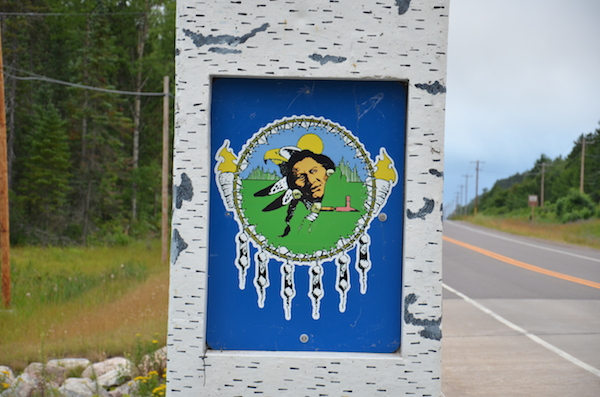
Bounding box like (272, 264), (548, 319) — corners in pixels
(0, 12), (145, 17)
(3, 67), (173, 98)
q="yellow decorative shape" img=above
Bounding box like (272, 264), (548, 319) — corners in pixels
(297, 133), (324, 154)
(373, 148), (397, 183)
(217, 143), (238, 172)
(264, 148), (287, 165)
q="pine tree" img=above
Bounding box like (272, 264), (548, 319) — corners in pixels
(19, 104), (71, 231)
(5, 0), (175, 244)
(60, 1), (133, 242)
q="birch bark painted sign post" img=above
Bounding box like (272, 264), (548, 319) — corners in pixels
(168, 1), (449, 395)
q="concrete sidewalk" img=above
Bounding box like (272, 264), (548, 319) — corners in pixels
(441, 298), (600, 397)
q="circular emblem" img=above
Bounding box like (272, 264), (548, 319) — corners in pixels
(232, 116), (376, 262)
(215, 115), (398, 319)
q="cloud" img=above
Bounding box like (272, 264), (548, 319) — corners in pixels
(443, 0), (600, 212)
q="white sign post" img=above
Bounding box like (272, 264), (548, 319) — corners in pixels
(168, 1), (449, 395)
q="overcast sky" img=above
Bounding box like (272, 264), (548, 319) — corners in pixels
(443, 0), (600, 214)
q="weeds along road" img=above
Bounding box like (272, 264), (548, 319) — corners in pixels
(441, 221), (600, 397)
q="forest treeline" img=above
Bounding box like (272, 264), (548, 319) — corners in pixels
(2, 0), (175, 245)
(3, 1), (597, 244)
(453, 123), (600, 222)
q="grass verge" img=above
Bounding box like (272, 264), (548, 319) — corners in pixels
(0, 240), (168, 372)
(461, 215), (600, 250)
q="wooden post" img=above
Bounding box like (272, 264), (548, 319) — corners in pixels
(540, 162), (546, 207)
(161, 76), (170, 264)
(528, 195), (538, 223)
(0, 24), (11, 307)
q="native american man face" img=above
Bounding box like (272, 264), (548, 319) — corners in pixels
(291, 156), (330, 199)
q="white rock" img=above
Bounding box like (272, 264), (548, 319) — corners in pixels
(96, 367), (131, 388)
(1, 373), (35, 397)
(81, 357), (132, 379)
(107, 380), (134, 397)
(58, 378), (109, 397)
(47, 358), (91, 373)
(23, 363), (42, 377)
(0, 366), (15, 384)
(23, 362), (67, 386)
(140, 347), (167, 373)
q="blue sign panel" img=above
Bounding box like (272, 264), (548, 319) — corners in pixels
(208, 78), (406, 352)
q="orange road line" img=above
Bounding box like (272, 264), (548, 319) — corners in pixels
(443, 235), (600, 290)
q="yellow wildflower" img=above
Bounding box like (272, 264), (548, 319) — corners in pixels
(1, 382), (9, 389)
(148, 370), (159, 377)
(152, 339), (158, 344)
(152, 384), (166, 397)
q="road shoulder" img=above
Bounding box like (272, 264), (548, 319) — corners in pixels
(442, 297), (600, 397)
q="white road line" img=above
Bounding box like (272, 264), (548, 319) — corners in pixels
(448, 221), (600, 263)
(442, 282), (600, 378)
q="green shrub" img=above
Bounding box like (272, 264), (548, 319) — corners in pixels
(555, 189), (596, 223)
(537, 202), (558, 221)
(481, 206), (509, 216)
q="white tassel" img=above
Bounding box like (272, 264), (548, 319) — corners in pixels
(335, 253), (351, 312)
(356, 233), (371, 294)
(280, 261), (296, 321)
(235, 231), (250, 290)
(254, 250), (270, 308)
(308, 261), (324, 320)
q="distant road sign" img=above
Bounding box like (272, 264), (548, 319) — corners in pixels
(529, 195), (538, 207)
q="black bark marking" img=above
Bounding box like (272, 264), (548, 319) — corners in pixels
(407, 198), (435, 220)
(429, 168), (443, 177)
(309, 53), (347, 65)
(174, 173), (193, 209)
(415, 81), (447, 95)
(395, 0), (412, 15)
(404, 293), (442, 340)
(209, 47), (242, 54)
(183, 23), (269, 49)
(171, 229), (188, 265)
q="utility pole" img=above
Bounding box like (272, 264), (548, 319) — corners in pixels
(0, 24), (11, 308)
(579, 137), (594, 193)
(539, 162), (550, 207)
(471, 160), (484, 215)
(462, 174), (472, 214)
(580, 138), (586, 193)
(458, 185), (464, 215)
(454, 192), (460, 217)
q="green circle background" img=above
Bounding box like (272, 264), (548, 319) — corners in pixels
(232, 118), (375, 261)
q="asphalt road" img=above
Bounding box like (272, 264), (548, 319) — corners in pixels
(441, 221), (600, 397)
